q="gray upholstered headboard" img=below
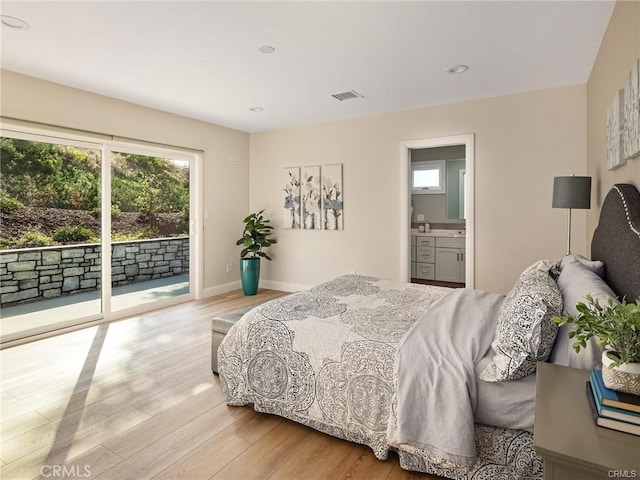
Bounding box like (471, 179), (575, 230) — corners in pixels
(591, 183), (640, 301)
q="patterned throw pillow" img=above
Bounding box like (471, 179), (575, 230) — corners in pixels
(480, 268), (563, 382)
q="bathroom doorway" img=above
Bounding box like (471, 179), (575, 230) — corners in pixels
(400, 134), (474, 288)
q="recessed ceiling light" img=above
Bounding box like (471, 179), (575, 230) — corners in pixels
(1, 15), (30, 30)
(447, 65), (469, 74)
(258, 45), (275, 54)
(249, 107), (264, 112)
(447, 64), (469, 74)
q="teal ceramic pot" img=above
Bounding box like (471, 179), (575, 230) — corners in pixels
(240, 257), (261, 296)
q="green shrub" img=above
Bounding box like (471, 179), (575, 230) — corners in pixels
(0, 193), (24, 212)
(16, 231), (53, 248)
(53, 225), (98, 243)
(90, 204), (122, 219)
(111, 204), (122, 219)
(111, 226), (158, 242)
(0, 237), (16, 249)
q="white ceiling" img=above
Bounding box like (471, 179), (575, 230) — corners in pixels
(0, 1), (615, 133)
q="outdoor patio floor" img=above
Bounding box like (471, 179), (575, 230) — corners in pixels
(0, 274), (189, 343)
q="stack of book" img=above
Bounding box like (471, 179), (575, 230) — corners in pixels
(586, 369), (640, 436)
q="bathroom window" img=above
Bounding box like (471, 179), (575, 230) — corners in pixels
(411, 160), (446, 194)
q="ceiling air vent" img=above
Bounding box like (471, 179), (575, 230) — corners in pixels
(331, 90), (364, 102)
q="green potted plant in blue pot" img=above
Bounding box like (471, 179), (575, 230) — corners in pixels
(236, 209), (277, 296)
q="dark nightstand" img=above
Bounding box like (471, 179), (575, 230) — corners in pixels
(534, 362), (640, 479)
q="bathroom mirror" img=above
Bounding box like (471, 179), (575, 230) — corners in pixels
(446, 158), (466, 219)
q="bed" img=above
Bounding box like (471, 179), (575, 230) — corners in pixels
(218, 183), (640, 480)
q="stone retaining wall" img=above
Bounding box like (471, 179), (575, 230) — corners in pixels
(0, 237), (189, 307)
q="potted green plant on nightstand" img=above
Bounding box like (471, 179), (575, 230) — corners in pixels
(236, 209), (277, 296)
(553, 295), (640, 395)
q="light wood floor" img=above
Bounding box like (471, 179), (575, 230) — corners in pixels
(1, 289), (439, 480)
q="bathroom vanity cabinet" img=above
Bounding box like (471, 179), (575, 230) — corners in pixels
(412, 236), (435, 280)
(435, 237), (465, 283)
(411, 233), (464, 284)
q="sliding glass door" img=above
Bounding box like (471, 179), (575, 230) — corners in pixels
(0, 130), (198, 344)
(108, 148), (192, 313)
(0, 133), (104, 341)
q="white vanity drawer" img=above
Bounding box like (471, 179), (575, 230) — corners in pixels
(435, 237), (465, 248)
(416, 246), (435, 263)
(416, 263), (435, 280)
(416, 237), (435, 248)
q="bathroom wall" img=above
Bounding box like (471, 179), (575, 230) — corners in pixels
(411, 145), (466, 225)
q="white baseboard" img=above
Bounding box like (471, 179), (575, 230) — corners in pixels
(202, 279), (310, 297)
(202, 281), (241, 298)
(260, 279), (311, 293)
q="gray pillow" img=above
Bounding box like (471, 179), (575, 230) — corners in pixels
(560, 254), (605, 279)
(549, 257), (618, 370)
(480, 269), (563, 382)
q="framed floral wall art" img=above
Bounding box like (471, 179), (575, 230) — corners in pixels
(301, 166), (321, 230)
(283, 167), (301, 229)
(321, 163), (343, 230)
(607, 89), (625, 170)
(623, 58), (640, 161)
(609, 58), (640, 170)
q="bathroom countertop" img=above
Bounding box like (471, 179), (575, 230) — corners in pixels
(411, 229), (465, 238)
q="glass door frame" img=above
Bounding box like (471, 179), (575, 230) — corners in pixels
(0, 128), (105, 336)
(102, 141), (202, 321)
(0, 123), (203, 342)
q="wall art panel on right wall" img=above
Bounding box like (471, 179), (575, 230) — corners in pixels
(623, 58), (640, 161)
(607, 89), (625, 170)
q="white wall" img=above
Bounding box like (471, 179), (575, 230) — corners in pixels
(586, 0), (640, 244)
(0, 70), (591, 296)
(250, 85), (587, 294)
(0, 70), (249, 294)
